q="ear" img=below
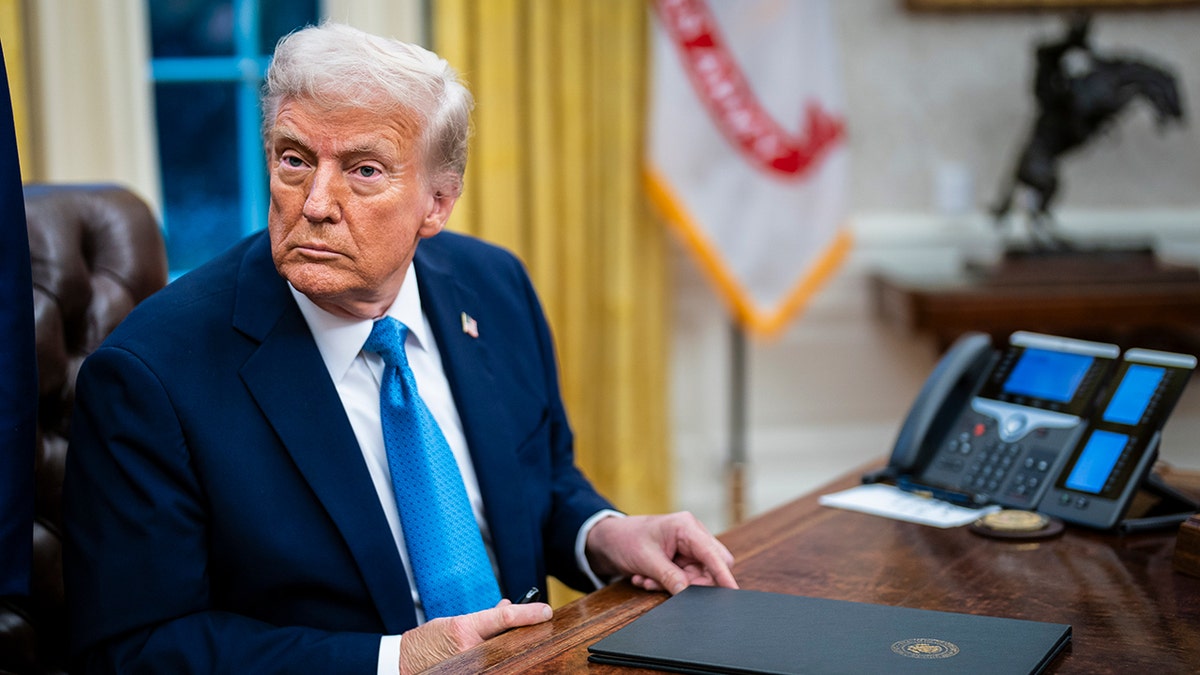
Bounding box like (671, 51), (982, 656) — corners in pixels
(418, 189), (458, 239)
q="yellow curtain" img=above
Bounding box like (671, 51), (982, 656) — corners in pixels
(0, 0), (29, 179)
(432, 0), (671, 602)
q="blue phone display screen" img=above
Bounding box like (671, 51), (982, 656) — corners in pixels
(1102, 365), (1165, 425)
(1002, 348), (1094, 403)
(1064, 429), (1129, 494)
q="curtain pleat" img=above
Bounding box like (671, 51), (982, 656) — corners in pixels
(433, 0), (671, 604)
(23, 0), (160, 210)
(0, 0), (29, 179)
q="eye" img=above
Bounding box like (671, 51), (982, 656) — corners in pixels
(277, 150), (308, 171)
(355, 165), (380, 178)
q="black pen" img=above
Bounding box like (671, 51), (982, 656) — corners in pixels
(516, 586), (541, 604)
(897, 476), (985, 507)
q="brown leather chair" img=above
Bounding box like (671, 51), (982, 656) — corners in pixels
(0, 184), (167, 675)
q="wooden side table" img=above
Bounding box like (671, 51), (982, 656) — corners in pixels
(871, 246), (1200, 353)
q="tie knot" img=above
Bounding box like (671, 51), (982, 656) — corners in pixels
(364, 317), (410, 367)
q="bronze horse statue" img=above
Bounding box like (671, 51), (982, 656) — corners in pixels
(992, 16), (1185, 248)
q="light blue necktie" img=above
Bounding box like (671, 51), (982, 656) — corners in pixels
(364, 317), (501, 619)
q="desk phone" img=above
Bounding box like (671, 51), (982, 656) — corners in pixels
(868, 331), (1196, 529)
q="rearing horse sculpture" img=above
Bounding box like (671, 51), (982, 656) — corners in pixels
(992, 16), (1185, 248)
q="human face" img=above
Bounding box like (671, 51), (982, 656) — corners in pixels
(266, 97), (456, 320)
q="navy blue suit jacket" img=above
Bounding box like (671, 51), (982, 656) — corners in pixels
(63, 230), (614, 673)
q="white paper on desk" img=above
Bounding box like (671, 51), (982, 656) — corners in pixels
(818, 483), (1000, 528)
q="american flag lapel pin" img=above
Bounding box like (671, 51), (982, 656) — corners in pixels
(460, 312), (479, 338)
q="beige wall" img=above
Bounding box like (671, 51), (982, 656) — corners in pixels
(838, 5), (1200, 213)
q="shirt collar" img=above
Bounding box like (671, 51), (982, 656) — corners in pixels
(290, 263), (430, 382)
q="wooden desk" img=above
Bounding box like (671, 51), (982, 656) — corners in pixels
(429, 464), (1200, 674)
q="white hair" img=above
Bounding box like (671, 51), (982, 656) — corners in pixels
(262, 22), (474, 194)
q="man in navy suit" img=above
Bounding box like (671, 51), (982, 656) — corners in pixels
(63, 22), (736, 674)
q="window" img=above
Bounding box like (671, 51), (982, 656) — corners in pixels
(148, 0), (318, 274)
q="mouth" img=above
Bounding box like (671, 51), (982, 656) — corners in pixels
(293, 243), (344, 259)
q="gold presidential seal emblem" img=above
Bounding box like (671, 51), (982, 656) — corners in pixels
(891, 638), (960, 659)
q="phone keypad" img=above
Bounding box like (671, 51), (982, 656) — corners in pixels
(959, 441), (1021, 494)
(921, 410), (1076, 508)
(1007, 450), (1059, 499)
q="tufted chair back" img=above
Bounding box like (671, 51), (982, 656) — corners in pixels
(0, 184), (167, 675)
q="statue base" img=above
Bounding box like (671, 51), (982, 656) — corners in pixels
(966, 239), (1200, 286)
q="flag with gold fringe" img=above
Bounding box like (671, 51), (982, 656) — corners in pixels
(646, 0), (849, 335)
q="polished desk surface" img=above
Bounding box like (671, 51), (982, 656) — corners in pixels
(429, 463), (1200, 674)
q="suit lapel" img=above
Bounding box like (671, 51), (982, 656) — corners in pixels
(234, 235), (416, 631)
(414, 242), (539, 598)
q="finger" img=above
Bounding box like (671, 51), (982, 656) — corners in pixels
(680, 521), (733, 563)
(467, 602), (554, 641)
(714, 539), (736, 567)
(679, 562), (718, 587)
(679, 562), (711, 583)
(632, 516), (726, 595)
(676, 529), (738, 590)
(641, 554), (691, 595)
(631, 574), (665, 592)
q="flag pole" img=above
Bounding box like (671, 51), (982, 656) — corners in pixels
(728, 320), (748, 525)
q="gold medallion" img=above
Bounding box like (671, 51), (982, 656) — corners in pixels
(891, 638), (960, 660)
(978, 510), (1050, 532)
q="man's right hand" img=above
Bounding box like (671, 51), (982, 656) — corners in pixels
(399, 600), (553, 674)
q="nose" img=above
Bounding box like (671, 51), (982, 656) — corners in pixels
(302, 165), (343, 224)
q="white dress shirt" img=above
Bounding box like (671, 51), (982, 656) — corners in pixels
(289, 265), (616, 674)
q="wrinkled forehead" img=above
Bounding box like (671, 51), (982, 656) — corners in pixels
(266, 91), (426, 143)
(269, 96), (425, 147)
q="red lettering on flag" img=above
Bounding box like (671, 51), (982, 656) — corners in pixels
(656, 0), (845, 180)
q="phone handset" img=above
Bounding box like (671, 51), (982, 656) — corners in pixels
(863, 332), (995, 484)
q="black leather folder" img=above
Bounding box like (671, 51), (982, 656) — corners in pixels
(588, 586), (1070, 674)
